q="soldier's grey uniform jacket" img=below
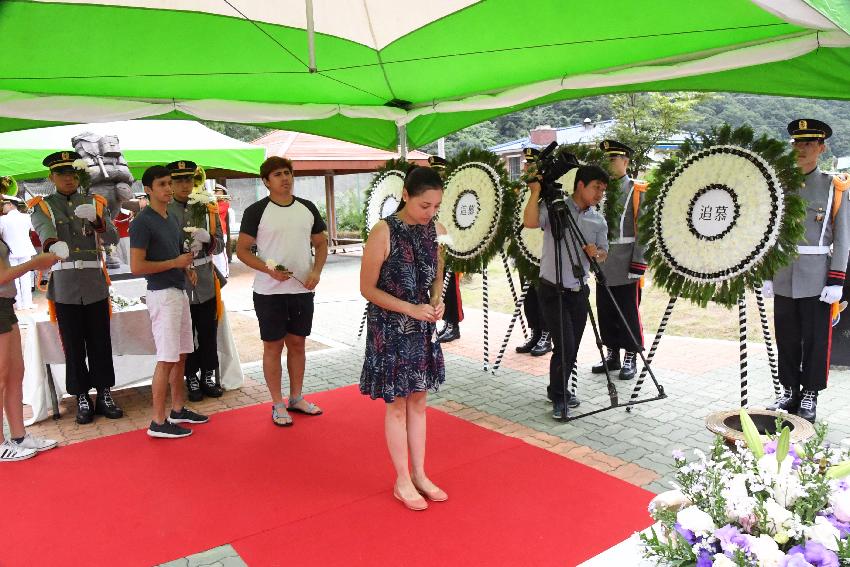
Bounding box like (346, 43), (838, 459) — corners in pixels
(774, 168), (850, 298)
(31, 191), (118, 305)
(600, 175), (648, 287)
(167, 199), (225, 304)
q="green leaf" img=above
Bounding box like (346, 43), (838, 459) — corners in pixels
(740, 409), (764, 459)
(826, 460), (850, 479)
(776, 425), (790, 464)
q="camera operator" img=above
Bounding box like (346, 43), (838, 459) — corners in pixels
(523, 165), (609, 421)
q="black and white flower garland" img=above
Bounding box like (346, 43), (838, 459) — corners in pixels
(652, 145), (783, 284)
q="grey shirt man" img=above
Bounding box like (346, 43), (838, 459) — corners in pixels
(30, 190), (118, 305)
(600, 175), (648, 287)
(167, 199), (225, 304)
(539, 198), (609, 289)
(774, 167), (850, 298)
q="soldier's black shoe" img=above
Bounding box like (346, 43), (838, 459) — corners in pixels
(767, 386), (800, 414)
(515, 331), (542, 354)
(530, 332), (553, 356)
(437, 323), (460, 343)
(619, 352), (637, 380)
(200, 370), (224, 398)
(592, 348), (620, 374)
(797, 390), (817, 423)
(95, 388), (124, 419)
(76, 394), (94, 424)
(186, 374), (203, 402)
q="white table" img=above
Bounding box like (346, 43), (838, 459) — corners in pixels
(22, 279), (244, 424)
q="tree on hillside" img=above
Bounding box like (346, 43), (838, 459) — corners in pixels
(607, 92), (711, 174)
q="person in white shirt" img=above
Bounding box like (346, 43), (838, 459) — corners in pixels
(0, 199), (37, 310)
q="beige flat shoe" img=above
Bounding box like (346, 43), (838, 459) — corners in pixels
(393, 486), (428, 511)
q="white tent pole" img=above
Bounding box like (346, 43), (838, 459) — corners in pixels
(398, 124), (408, 159)
(437, 137), (446, 158)
(306, 0), (317, 73)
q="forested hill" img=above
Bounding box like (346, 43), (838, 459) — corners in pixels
(204, 93), (850, 160)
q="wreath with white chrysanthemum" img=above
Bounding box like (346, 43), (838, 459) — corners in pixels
(641, 125), (806, 307)
(361, 159), (409, 240)
(439, 149), (515, 273)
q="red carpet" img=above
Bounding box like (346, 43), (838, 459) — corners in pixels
(0, 386), (653, 566)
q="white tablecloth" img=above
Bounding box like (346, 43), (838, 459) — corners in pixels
(577, 530), (655, 566)
(23, 279), (243, 424)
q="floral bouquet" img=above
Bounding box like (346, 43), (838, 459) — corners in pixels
(641, 410), (850, 566)
(109, 289), (141, 312)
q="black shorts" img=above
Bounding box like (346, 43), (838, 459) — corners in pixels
(253, 292), (314, 342)
(0, 298), (17, 335)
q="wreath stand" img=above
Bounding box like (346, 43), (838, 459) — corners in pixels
(625, 290), (781, 410)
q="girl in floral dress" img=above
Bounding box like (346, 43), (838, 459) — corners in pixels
(360, 166), (448, 511)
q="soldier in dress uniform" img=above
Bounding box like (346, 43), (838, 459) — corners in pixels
(765, 119), (850, 422)
(166, 160), (225, 401)
(29, 151), (124, 423)
(591, 140), (648, 380)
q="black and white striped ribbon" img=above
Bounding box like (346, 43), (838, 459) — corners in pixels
(628, 295), (677, 408)
(440, 269), (452, 302)
(499, 250), (528, 340)
(738, 295), (748, 408)
(356, 304), (368, 339)
(569, 361), (578, 396)
(482, 263), (490, 371)
(754, 288), (781, 397)
(491, 282), (530, 374)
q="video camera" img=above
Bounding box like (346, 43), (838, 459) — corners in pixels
(527, 141), (580, 203)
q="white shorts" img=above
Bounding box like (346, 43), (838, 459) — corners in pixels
(146, 287), (193, 363)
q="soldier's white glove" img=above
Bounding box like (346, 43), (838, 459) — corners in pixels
(50, 241), (70, 260)
(761, 280), (774, 299)
(74, 203), (97, 222)
(819, 285), (843, 304)
(192, 228), (211, 244)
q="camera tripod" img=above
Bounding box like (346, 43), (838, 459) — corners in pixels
(544, 187), (666, 422)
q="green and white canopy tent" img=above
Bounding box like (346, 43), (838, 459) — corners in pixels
(0, 120), (265, 179)
(1, 1), (850, 149)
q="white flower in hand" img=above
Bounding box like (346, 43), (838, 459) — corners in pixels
(192, 228), (211, 243)
(436, 233), (454, 246)
(265, 259), (277, 270)
(183, 227), (198, 234)
(72, 159), (88, 170)
(51, 241), (70, 260)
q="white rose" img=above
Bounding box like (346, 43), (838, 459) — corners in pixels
(829, 488), (850, 522)
(763, 498), (793, 534)
(265, 259), (277, 270)
(72, 158), (88, 170)
(436, 233), (454, 246)
(713, 553), (737, 567)
(676, 506), (716, 536)
(183, 227), (198, 233)
(649, 490), (691, 514)
(805, 516), (841, 552)
(748, 535), (785, 567)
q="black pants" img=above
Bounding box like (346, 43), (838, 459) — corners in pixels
(520, 277), (546, 332)
(596, 282), (643, 352)
(54, 299), (115, 395)
(775, 295), (832, 391)
(185, 297), (219, 378)
(539, 282), (589, 400)
(442, 272), (464, 325)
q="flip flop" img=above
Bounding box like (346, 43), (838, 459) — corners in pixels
(287, 396), (323, 416)
(272, 402), (293, 426)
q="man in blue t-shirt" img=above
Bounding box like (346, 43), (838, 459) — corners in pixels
(130, 165), (210, 439)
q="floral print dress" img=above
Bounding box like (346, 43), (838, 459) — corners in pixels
(360, 213), (445, 402)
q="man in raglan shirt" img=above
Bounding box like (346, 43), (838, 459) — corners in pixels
(236, 156), (329, 427)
